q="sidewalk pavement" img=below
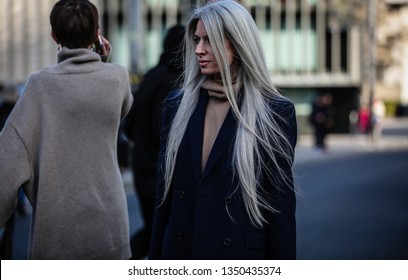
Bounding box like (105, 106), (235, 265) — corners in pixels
(295, 117), (408, 165)
(120, 118), (408, 195)
(3, 118), (406, 259)
(122, 118), (408, 190)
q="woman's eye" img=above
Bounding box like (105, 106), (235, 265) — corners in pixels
(193, 37), (200, 44)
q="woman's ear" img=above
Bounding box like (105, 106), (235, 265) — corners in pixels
(51, 31), (62, 51)
(95, 28), (101, 42)
(51, 31), (59, 44)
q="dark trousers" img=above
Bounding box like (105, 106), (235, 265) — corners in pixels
(314, 125), (328, 149)
(0, 213), (15, 259)
(129, 171), (156, 259)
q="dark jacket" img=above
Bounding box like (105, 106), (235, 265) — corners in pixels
(149, 89), (298, 260)
(124, 25), (185, 197)
(0, 101), (15, 130)
(126, 57), (180, 176)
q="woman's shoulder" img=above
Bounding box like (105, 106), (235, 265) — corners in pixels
(161, 89), (183, 119)
(164, 89), (183, 106)
(157, 89), (182, 128)
(99, 63), (130, 85)
(104, 62), (128, 74)
(167, 89), (183, 99)
(268, 96), (296, 117)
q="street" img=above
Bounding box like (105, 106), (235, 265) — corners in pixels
(295, 149), (408, 259)
(295, 118), (408, 259)
(3, 118), (408, 260)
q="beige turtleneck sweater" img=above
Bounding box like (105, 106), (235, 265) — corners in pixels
(0, 47), (133, 259)
(201, 80), (239, 172)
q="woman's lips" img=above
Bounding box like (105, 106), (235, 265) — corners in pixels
(199, 60), (210, 67)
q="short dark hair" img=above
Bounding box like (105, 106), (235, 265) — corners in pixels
(50, 0), (99, 49)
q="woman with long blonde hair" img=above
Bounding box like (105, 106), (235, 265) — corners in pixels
(149, 0), (297, 259)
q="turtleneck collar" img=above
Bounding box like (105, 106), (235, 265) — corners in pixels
(41, 47), (103, 75)
(201, 79), (240, 101)
(57, 47), (101, 63)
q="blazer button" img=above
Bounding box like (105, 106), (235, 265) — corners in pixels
(224, 196), (232, 204)
(223, 238), (231, 246)
(177, 232), (185, 241)
(178, 191), (185, 199)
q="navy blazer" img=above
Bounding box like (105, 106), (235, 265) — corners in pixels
(149, 88), (297, 260)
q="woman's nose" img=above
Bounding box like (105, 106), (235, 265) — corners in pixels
(195, 41), (205, 56)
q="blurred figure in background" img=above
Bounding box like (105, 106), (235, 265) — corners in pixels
(358, 104), (370, 134)
(0, 85), (17, 128)
(309, 92), (335, 152)
(125, 24), (185, 260)
(0, 85), (26, 260)
(372, 98), (386, 144)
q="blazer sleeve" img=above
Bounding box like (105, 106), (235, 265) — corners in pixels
(266, 99), (298, 259)
(148, 90), (181, 259)
(0, 123), (31, 227)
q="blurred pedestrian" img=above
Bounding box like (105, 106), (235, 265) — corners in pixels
(0, 85), (26, 260)
(0, 85), (17, 128)
(149, 0), (297, 260)
(0, 0), (133, 259)
(372, 98), (386, 144)
(125, 24), (185, 260)
(309, 92), (334, 151)
(358, 105), (370, 134)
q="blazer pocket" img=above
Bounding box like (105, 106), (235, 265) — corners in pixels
(244, 232), (267, 249)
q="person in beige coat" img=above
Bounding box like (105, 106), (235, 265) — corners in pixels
(0, 0), (133, 259)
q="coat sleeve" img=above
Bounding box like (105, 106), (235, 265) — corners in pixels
(148, 90), (181, 259)
(0, 123), (31, 227)
(267, 100), (298, 259)
(120, 67), (134, 119)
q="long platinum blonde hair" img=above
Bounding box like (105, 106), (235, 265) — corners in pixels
(162, 0), (295, 227)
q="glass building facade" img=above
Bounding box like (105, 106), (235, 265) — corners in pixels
(0, 0), (368, 133)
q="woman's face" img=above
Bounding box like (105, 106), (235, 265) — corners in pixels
(194, 19), (234, 78)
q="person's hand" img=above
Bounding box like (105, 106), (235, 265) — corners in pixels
(99, 35), (111, 56)
(99, 35), (112, 62)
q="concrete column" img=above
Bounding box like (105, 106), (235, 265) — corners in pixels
(401, 44), (408, 104)
(316, 0), (326, 74)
